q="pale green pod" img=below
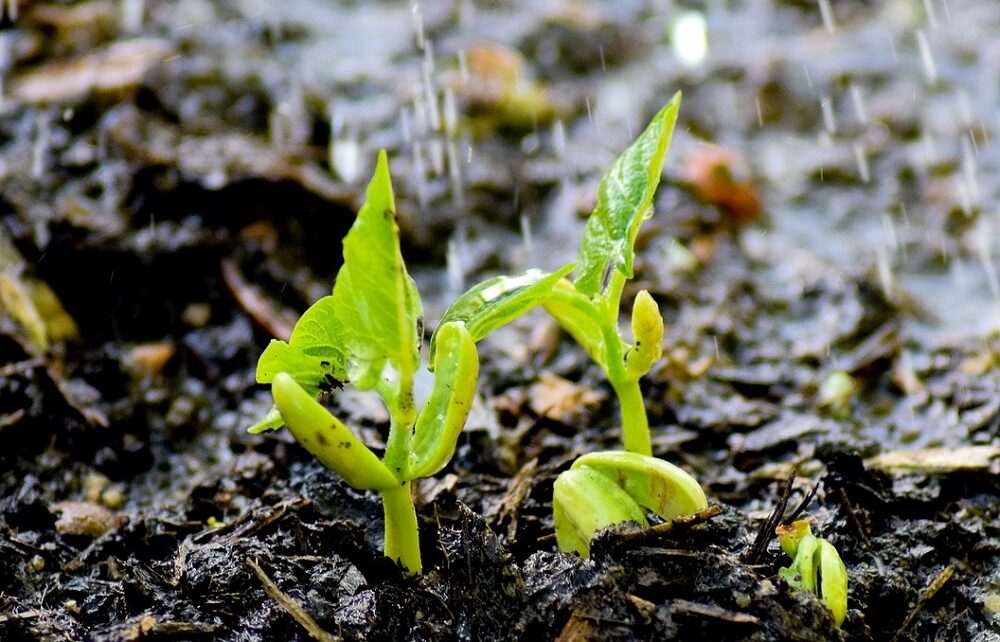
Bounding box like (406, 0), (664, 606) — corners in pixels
(777, 520), (849, 627)
(624, 290), (664, 380)
(572, 450), (708, 520)
(553, 466), (648, 557)
(407, 322), (479, 480)
(272, 372), (399, 491)
(817, 540), (848, 626)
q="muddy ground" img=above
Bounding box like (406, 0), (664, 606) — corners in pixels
(1, 0), (999, 640)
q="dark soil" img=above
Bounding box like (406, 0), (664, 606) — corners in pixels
(2, 1), (999, 640)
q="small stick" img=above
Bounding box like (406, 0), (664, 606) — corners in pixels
(784, 481), (820, 524)
(745, 471), (796, 564)
(889, 565), (955, 642)
(246, 558), (338, 642)
(612, 505), (723, 545)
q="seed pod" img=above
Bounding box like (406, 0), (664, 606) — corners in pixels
(272, 373), (399, 491)
(408, 322), (479, 479)
(553, 466), (648, 557)
(553, 451), (708, 558)
(572, 450), (707, 519)
(625, 290), (664, 380)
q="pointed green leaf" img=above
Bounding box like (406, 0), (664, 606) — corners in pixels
(407, 322), (479, 480)
(573, 93), (681, 298)
(553, 466), (648, 557)
(256, 296), (347, 396)
(248, 404), (283, 434)
(572, 450), (707, 520)
(271, 373), (399, 490)
(430, 264), (574, 363)
(332, 150), (422, 399)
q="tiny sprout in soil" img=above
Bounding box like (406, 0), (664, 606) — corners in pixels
(437, 92), (682, 456)
(436, 92), (709, 556)
(777, 519), (849, 627)
(249, 151), (479, 574)
(250, 94), (709, 572)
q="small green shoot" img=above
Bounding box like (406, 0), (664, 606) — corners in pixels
(553, 450), (707, 557)
(435, 93), (682, 455)
(250, 151), (479, 575)
(818, 370), (855, 419)
(776, 519), (848, 627)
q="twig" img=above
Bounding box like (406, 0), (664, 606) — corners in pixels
(671, 599), (760, 625)
(745, 471), (796, 564)
(784, 480), (820, 524)
(246, 558), (338, 642)
(611, 506), (723, 546)
(222, 259), (296, 340)
(889, 565), (955, 642)
(495, 458), (538, 540)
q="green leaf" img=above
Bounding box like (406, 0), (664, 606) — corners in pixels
(271, 373), (399, 490)
(542, 279), (612, 369)
(256, 296), (347, 397)
(572, 450), (707, 520)
(553, 466), (648, 557)
(573, 93), (681, 298)
(331, 150), (422, 401)
(430, 265), (574, 363)
(407, 322), (479, 479)
(247, 404), (283, 434)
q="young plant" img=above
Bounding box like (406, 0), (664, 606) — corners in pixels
(434, 93), (681, 456)
(552, 450), (707, 557)
(776, 519), (849, 627)
(248, 152), (479, 575)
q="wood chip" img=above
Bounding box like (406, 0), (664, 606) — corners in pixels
(125, 342), (176, 378)
(670, 599), (759, 625)
(11, 38), (175, 104)
(246, 558), (337, 642)
(52, 501), (122, 538)
(865, 446), (1000, 474)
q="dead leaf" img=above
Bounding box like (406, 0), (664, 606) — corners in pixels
(528, 372), (606, 425)
(682, 145), (762, 225)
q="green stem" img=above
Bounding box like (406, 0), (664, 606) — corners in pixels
(382, 385), (416, 480)
(611, 376), (651, 455)
(381, 483), (421, 574)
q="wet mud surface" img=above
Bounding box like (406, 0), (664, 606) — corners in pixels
(2, 1), (999, 640)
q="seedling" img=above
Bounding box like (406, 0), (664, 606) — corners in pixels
(249, 152), (479, 575)
(776, 519), (848, 627)
(552, 450), (707, 557)
(435, 93), (681, 456)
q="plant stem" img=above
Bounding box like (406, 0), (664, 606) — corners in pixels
(612, 376), (652, 455)
(383, 386), (416, 479)
(381, 483), (421, 574)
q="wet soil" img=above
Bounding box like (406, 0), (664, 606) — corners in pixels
(2, 1), (999, 640)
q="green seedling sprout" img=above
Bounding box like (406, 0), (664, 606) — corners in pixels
(776, 519), (849, 627)
(818, 370), (855, 419)
(248, 152), (479, 575)
(434, 93), (682, 456)
(552, 450), (707, 557)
